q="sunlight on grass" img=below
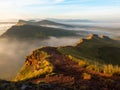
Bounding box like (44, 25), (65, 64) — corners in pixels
(67, 55), (120, 76)
(14, 51), (54, 81)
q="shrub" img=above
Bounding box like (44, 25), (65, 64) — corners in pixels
(78, 60), (88, 67)
(82, 73), (91, 80)
(14, 51), (54, 81)
(103, 64), (120, 75)
(86, 65), (100, 72)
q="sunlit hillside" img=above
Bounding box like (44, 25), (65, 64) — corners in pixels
(0, 0), (120, 89)
(11, 34), (120, 90)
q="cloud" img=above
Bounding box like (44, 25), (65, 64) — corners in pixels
(54, 0), (65, 3)
(0, 0), (64, 8)
(108, 0), (120, 2)
(0, 37), (80, 80)
(0, 0), (65, 19)
(0, 0), (120, 20)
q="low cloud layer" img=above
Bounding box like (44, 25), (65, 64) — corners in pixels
(0, 37), (80, 80)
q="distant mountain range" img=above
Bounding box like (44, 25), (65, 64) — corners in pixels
(0, 20), (79, 40)
(16, 19), (74, 27)
(3, 19), (117, 41)
(47, 18), (94, 22)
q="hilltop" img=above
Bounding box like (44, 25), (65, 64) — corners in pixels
(57, 34), (120, 65)
(10, 34), (120, 90)
(16, 19), (73, 27)
(0, 20), (78, 40)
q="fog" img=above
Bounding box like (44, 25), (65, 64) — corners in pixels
(59, 21), (120, 28)
(0, 24), (14, 35)
(0, 37), (80, 80)
(40, 23), (120, 38)
(0, 21), (120, 80)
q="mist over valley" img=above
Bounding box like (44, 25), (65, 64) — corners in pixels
(0, 19), (120, 82)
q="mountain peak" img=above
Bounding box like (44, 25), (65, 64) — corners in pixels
(99, 34), (111, 39)
(16, 20), (27, 26)
(86, 33), (98, 40)
(76, 34), (112, 46)
(40, 20), (53, 22)
(15, 19), (71, 27)
(38, 19), (62, 25)
(86, 33), (111, 40)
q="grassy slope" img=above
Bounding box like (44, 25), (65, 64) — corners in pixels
(0, 25), (78, 40)
(58, 36), (120, 65)
(37, 20), (73, 27)
(12, 35), (120, 89)
(15, 35), (120, 81)
(14, 51), (54, 81)
(14, 45), (120, 90)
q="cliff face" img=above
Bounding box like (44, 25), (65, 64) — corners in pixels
(15, 46), (74, 81)
(13, 35), (120, 90)
(15, 50), (54, 81)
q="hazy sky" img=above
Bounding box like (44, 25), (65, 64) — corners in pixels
(0, 0), (120, 21)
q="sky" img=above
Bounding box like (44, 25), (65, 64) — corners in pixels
(0, 0), (120, 21)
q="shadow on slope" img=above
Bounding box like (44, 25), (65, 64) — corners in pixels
(13, 44), (120, 90)
(0, 25), (79, 40)
(58, 34), (120, 65)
